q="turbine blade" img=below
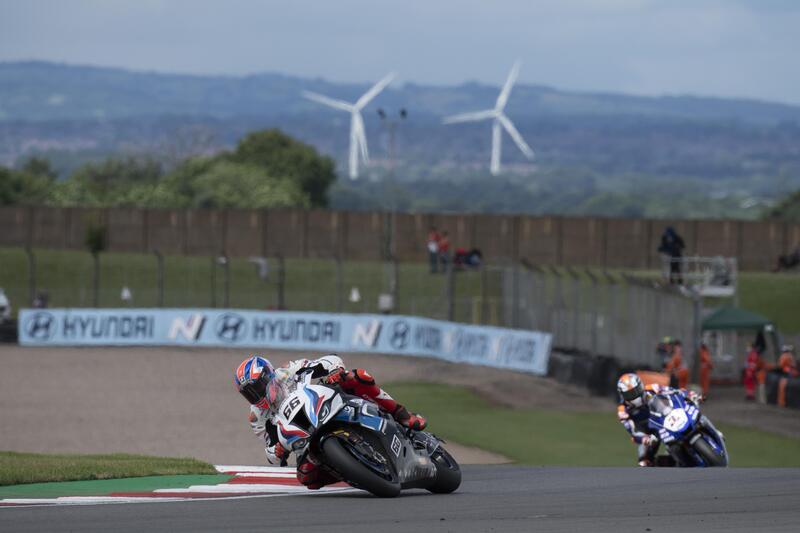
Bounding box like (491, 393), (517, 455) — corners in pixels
(491, 120), (502, 175)
(442, 109), (497, 124)
(355, 72), (395, 109)
(303, 91), (354, 112)
(498, 114), (535, 159)
(354, 112), (369, 163)
(349, 114), (359, 179)
(495, 60), (521, 111)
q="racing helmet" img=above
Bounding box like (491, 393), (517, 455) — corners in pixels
(235, 356), (276, 408)
(617, 373), (645, 407)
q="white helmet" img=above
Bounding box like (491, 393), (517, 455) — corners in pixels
(617, 373), (645, 407)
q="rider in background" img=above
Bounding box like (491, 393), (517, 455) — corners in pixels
(234, 354), (427, 490)
(616, 373), (702, 466)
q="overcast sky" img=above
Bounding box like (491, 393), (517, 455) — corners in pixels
(1, 0), (799, 104)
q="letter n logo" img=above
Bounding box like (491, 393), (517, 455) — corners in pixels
(351, 319), (382, 348)
(168, 314), (206, 341)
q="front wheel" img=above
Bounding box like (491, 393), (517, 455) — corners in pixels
(322, 436), (401, 498)
(427, 447), (461, 494)
(693, 434), (728, 467)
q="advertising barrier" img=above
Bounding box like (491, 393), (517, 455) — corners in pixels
(18, 308), (552, 375)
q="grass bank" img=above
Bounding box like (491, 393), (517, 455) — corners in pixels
(0, 452), (218, 486)
(388, 382), (800, 467)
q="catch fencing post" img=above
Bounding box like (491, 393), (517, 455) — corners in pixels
(446, 261), (455, 322)
(335, 255), (343, 313)
(220, 252), (230, 308)
(566, 267), (582, 351)
(546, 266), (563, 349)
(480, 263), (489, 325)
(585, 269), (599, 356)
(210, 255), (217, 308)
(276, 254), (286, 310)
(154, 250), (164, 307)
(25, 246), (36, 306)
(91, 252), (100, 308)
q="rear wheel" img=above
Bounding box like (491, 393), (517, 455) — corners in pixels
(693, 434), (728, 467)
(322, 435), (401, 498)
(427, 447), (461, 494)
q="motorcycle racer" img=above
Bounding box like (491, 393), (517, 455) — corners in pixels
(234, 354), (427, 489)
(616, 372), (703, 466)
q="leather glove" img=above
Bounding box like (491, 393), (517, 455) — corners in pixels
(323, 368), (352, 386)
(394, 405), (427, 431)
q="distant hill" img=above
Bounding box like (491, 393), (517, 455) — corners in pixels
(2, 61), (800, 124)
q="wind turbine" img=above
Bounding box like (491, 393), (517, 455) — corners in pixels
(303, 73), (395, 179)
(443, 61), (534, 175)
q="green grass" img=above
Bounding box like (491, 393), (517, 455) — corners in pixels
(388, 382), (800, 467)
(0, 474), (231, 499)
(0, 246), (500, 323)
(0, 452), (218, 486)
(737, 272), (800, 334)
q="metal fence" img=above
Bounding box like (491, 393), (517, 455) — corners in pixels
(0, 246), (696, 367)
(504, 263), (696, 369)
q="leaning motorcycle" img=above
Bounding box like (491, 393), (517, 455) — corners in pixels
(274, 373), (461, 497)
(647, 392), (729, 467)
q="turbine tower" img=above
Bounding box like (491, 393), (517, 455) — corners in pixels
(303, 73), (395, 179)
(443, 61), (534, 175)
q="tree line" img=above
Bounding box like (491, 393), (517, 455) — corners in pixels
(0, 129), (336, 209)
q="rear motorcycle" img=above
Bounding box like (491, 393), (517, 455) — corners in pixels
(275, 373), (461, 497)
(648, 392), (728, 467)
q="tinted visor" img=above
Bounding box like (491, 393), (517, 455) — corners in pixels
(620, 384), (643, 403)
(239, 376), (268, 405)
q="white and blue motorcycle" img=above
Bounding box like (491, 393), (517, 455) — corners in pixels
(274, 373), (461, 497)
(648, 392), (729, 467)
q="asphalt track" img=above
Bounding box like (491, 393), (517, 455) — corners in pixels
(2, 466), (799, 532)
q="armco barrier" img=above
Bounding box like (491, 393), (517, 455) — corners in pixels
(17, 308), (551, 376)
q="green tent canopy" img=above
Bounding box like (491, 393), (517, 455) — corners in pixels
(702, 306), (773, 331)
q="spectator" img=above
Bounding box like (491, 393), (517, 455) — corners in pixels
(773, 244), (800, 272)
(438, 231), (450, 272)
(743, 343), (768, 401)
(777, 345), (798, 378)
(426, 226), (440, 274)
(658, 226), (685, 285)
(664, 339), (689, 389)
(656, 336), (673, 369)
(699, 342), (713, 397)
(466, 248), (483, 268)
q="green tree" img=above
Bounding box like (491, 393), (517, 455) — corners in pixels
(152, 158), (309, 209)
(0, 165), (55, 205)
(50, 157), (162, 207)
(231, 129), (336, 207)
(766, 190), (800, 222)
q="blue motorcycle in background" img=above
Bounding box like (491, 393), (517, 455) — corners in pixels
(648, 393), (729, 467)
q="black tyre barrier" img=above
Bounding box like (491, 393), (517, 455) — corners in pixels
(548, 352), (625, 397)
(765, 370), (800, 409)
(765, 371), (780, 405)
(0, 320), (18, 343)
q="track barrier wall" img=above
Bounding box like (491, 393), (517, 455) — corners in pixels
(17, 308), (552, 375)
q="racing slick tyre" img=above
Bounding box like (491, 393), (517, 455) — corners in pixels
(427, 447), (461, 494)
(693, 435), (728, 467)
(322, 436), (401, 498)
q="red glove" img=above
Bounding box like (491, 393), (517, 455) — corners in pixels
(394, 405), (427, 431)
(323, 368), (351, 385)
